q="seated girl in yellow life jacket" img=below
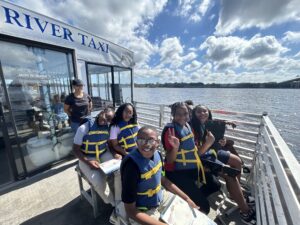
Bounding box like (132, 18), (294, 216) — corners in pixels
(110, 103), (139, 156)
(161, 102), (220, 215)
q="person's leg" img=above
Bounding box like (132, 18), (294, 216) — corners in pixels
(166, 170), (211, 214)
(200, 172), (221, 197)
(79, 160), (115, 206)
(218, 150), (242, 181)
(70, 121), (80, 133)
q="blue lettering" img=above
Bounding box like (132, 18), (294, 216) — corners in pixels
(97, 42), (109, 53)
(51, 23), (62, 37)
(88, 37), (97, 49)
(34, 17), (48, 33)
(78, 33), (88, 45)
(24, 14), (33, 30)
(2, 6), (23, 27)
(63, 27), (74, 42)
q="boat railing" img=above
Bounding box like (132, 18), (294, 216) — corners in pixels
(134, 101), (300, 225)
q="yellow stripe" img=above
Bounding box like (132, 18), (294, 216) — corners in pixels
(137, 184), (161, 197)
(82, 140), (107, 145)
(120, 124), (138, 131)
(180, 133), (194, 142)
(81, 148), (106, 154)
(85, 140), (89, 154)
(140, 162), (162, 180)
(88, 130), (109, 135)
(124, 132), (137, 140)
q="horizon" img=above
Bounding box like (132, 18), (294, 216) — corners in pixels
(9, 0), (300, 84)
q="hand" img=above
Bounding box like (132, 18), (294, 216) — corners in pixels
(186, 198), (200, 210)
(87, 160), (100, 169)
(167, 128), (180, 151)
(218, 137), (226, 147)
(114, 153), (122, 160)
(205, 131), (215, 146)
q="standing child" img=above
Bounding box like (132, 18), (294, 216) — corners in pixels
(110, 103), (139, 156)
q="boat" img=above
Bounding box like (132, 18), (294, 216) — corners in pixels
(0, 1), (299, 225)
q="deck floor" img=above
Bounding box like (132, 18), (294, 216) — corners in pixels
(0, 160), (245, 225)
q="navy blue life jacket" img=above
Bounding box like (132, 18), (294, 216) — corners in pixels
(127, 149), (163, 209)
(161, 122), (206, 184)
(81, 118), (109, 162)
(117, 121), (139, 153)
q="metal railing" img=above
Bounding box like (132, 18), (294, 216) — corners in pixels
(134, 101), (300, 225)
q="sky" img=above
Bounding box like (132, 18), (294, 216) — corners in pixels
(10, 0), (300, 84)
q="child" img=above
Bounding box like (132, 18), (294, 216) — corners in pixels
(110, 103), (139, 156)
(121, 126), (198, 225)
(161, 102), (220, 214)
(191, 104), (256, 224)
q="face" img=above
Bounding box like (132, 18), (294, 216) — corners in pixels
(105, 111), (114, 124)
(195, 106), (209, 123)
(123, 105), (134, 122)
(137, 129), (159, 159)
(73, 85), (83, 92)
(174, 106), (189, 126)
(97, 112), (107, 125)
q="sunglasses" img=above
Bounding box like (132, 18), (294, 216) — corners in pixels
(137, 138), (159, 146)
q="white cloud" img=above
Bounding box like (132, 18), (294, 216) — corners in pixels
(282, 31), (300, 43)
(176, 0), (213, 23)
(15, 0), (167, 43)
(200, 35), (289, 71)
(158, 37), (196, 68)
(184, 60), (202, 71)
(215, 0), (300, 35)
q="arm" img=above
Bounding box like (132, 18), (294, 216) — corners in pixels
(125, 203), (167, 225)
(64, 104), (71, 116)
(110, 139), (128, 156)
(73, 144), (99, 169)
(197, 131), (215, 155)
(164, 128), (179, 164)
(161, 176), (199, 209)
(107, 140), (122, 159)
(88, 98), (93, 113)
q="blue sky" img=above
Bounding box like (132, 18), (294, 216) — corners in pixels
(11, 0), (300, 84)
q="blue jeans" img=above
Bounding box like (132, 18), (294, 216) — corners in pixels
(70, 121), (80, 133)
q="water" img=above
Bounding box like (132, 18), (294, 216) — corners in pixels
(133, 88), (300, 161)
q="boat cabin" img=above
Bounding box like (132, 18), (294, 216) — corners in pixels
(0, 0), (134, 187)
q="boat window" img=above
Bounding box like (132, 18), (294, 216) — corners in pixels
(0, 40), (75, 176)
(87, 64), (113, 109)
(113, 67), (132, 105)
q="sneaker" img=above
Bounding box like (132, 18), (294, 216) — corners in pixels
(245, 195), (255, 207)
(240, 208), (256, 225)
(109, 209), (117, 225)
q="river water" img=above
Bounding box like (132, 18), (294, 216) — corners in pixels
(132, 88), (300, 161)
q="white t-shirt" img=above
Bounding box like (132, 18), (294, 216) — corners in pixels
(73, 122), (90, 145)
(109, 125), (121, 140)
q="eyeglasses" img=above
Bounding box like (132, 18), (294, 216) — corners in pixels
(137, 138), (159, 146)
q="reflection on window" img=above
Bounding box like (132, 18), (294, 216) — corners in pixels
(113, 67), (132, 105)
(0, 41), (74, 174)
(87, 64), (112, 109)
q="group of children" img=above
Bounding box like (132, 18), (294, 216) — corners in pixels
(72, 101), (256, 225)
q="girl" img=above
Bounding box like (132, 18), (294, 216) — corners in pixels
(110, 103), (139, 156)
(191, 104), (256, 224)
(161, 102), (220, 214)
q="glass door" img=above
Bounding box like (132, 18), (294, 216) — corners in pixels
(0, 62), (19, 185)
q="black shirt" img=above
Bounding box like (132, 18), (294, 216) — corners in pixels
(121, 157), (140, 204)
(65, 93), (91, 123)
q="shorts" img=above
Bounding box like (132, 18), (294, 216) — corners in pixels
(217, 149), (230, 164)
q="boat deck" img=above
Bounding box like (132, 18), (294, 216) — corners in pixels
(0, 159), (244, 225)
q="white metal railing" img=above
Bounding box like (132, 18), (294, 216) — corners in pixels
(134, 101), (300, 225)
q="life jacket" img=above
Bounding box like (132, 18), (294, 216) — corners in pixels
(117, 121), (139, 153)
(161, 122), (206, 184)
(81, 118), (109, 162)
(127, 149), (163, 209)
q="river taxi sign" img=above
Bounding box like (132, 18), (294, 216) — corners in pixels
(0, 0), (134, 67)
